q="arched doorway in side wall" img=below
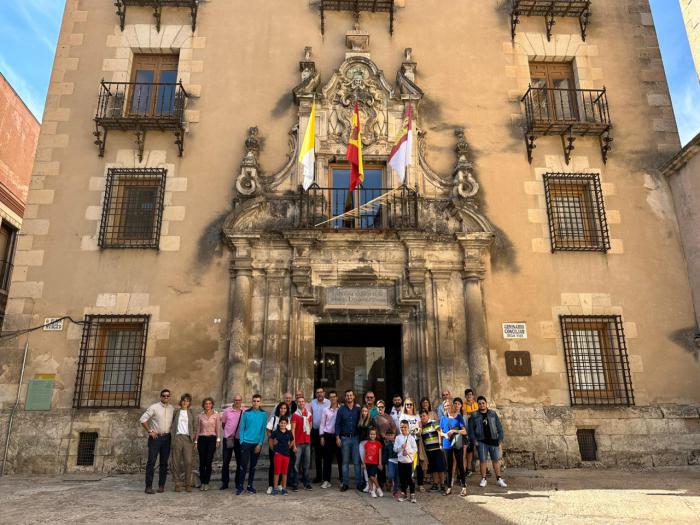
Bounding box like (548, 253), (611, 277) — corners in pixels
(314, 324), (403, 402)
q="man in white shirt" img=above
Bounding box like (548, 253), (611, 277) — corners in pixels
(310, 387), (330, 483)
(139, 388), (174, 494)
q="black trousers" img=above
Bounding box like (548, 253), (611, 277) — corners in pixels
(446, 448), (465, 487)
(268, 449), (276, 487)
(321, 432), (342, 483)
(221, 438), (241, 487)
(398, 462), (415, 494)
(311, 428), (323, 481)
(145, 434), (171, 488)
(197, 435), (217, 484)
(416, 463), (425, 486)
(237, 442), (260, 490)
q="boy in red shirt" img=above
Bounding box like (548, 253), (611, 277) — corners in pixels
(364, 428), (384, 497)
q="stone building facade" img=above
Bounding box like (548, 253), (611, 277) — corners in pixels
(1, 0), (699, 475)
(681, 0), (700, 82)
(0, 73), (40, 322)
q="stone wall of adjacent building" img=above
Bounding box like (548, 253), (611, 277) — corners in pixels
(681, 0), (700, 82)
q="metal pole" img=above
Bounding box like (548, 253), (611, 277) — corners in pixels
(1, 341), (29, 476)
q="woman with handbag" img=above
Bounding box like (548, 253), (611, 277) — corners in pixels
(439, 398), (467, 496)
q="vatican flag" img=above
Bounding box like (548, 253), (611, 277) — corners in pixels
(298, 100), (317, 190)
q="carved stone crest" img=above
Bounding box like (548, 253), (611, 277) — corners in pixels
(235, 127), (263, 198)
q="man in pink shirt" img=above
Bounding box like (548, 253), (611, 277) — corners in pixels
(220, 393), (246, 490)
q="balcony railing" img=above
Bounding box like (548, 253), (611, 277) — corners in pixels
(115, 0), (200, 32)
(94, 80), (188, 160)
(521, 86), (612, 164)
(299, 185), (418, 230)
(0, 259), (14, 292)
(510, 0), (592, 41)
(320, 0), (395, 35)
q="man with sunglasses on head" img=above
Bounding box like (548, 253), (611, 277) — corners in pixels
(365, 391), (378, 418)
(139, 389), (174, 494)
(437, 390), (451, 419)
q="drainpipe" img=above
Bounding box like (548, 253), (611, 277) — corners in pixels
(1, 340), (29, 476)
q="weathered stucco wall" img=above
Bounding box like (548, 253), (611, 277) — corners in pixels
(0, 0), (699, 475)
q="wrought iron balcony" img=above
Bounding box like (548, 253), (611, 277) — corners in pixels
(510, 0), (591, 41)
(320, 0), (395, 35)
(115, 0), (200, 32)
(94, 80), (188, 160)
(521, 86), (612, 164)
(299, 184), (418, 230)
(0, 259), (14, 292)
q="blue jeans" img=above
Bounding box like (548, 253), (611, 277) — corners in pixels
(340, 436), (361, 487)
(477, 442), (501, 462)
(383, 442), (398, 492)
(295, 443), (311, 486)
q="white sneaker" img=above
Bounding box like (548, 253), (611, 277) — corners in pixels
(371, 490), (377, 498)
(363, 484), (370, 493)
(460, 487), (467, 496)
(479, 478), (487, 488)
(496, 478), (508, 488)
(321, 481), (331, 489)
(266, 486), (273, 495)
(376, 487), (384, 497)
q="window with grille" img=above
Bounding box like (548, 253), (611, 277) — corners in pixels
(543, 173), (610, 252)
(576, 429), (597, 462)
(77, 432), (98, 466)
(99, 168), (166, 249)
(73, 315), (150, 409)
(560, 315), (634, 406)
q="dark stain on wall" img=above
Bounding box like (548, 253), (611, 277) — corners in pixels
(669, 327), (699, 361)
(197, 211), (228, 266)
(271, 92), (294, 119)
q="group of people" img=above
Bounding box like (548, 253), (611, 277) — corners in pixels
(139, 386), (507, 502)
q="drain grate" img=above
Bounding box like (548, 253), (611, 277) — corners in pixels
(576, 429), (597, 461)
(77, 432), (98, 466)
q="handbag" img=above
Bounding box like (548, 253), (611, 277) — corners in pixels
(450, 433), (464, 449)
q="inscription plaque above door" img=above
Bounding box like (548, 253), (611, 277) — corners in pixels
(325, 287), (390, 309)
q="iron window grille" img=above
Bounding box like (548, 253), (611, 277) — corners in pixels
(99, 168), (167, 249)
(543, 173), (609, 252)
(560, 315), (634, 406)
(576, 429), (597, 461)
(73, 315), (150, 409)
(77, 432), (99, 466)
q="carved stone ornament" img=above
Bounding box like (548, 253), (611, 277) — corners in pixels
(396, 48), (423, 98)
(452, 128), (479, 200)
(293, 47), (321, 104)
(235, 127), (262, 198)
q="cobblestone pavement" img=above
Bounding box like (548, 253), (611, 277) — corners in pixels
(0, 467), (698, 524)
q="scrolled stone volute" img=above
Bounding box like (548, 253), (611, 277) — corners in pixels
(234, 127), (263, 199)
(452, 128), (479, 201)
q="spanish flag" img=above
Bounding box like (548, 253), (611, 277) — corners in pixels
(346, 103), (364, 192)
(298, 100), (316, 190)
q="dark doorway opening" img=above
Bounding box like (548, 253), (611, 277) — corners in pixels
(314, 324), (402, 403)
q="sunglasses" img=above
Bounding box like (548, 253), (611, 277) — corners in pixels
(161, 394), (171, 397)
(405, 403), (413, 406)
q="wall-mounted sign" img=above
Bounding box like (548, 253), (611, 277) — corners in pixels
(25, 379), (54, 411)
(505, 351), (532, 376)
(43, 318), (64, 331)
(502, 322), (527, 339)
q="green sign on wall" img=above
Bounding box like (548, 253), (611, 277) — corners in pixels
(25, 379), (54, 411)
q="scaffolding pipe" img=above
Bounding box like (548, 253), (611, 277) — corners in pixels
(1, 341), (29, 476)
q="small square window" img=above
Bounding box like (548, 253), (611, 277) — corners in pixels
(99, 168), (166, 249)
(543, 173), (610, 252)
(560, 315), (634, 406)
(73, 315), (150, 409)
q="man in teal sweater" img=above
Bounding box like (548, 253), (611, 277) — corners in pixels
(235, 394), (268, 495)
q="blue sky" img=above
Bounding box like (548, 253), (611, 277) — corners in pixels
(0, 0), (698, 145)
